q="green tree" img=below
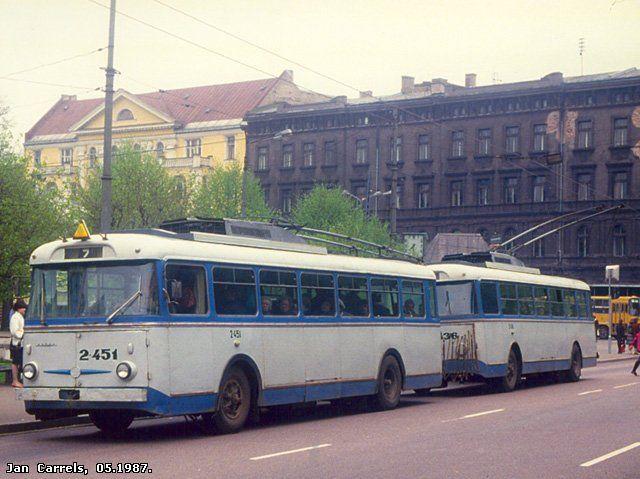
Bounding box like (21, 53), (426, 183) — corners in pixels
(291, 185), (401, 252)
(72, 144), (188, 230)
(189, 163), (271, 219)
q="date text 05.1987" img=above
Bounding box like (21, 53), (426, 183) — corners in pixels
(96, 463), (152, 474)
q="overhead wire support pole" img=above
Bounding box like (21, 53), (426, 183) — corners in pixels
(100, 0), (117, 233)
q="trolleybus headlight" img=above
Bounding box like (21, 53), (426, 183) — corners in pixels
(115, 361), (137, 381)
(23, 363), (38, 380)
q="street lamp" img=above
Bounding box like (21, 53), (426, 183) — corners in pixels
(341, 189), (391, 213)
(241, 128), (292, 218)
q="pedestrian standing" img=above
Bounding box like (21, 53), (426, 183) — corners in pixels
(631, 331), (640, 376)
(9, 299), (27, 388)
(615, 321), (626, 354)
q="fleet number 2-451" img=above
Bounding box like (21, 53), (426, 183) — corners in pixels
(79, 348), (118, 361)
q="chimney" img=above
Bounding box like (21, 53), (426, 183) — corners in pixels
(281, 70), (294, 82)
(359, 90), (373, 98)
(465, 73), (477, 88)
(60, 94), (77, 102)
(401, 76), (415, 94)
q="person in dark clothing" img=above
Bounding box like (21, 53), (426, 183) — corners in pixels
(631, 331), (640, 376)
(615, 321), (626, 354)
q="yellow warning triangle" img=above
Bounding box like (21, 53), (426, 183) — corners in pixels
(72, 220), (91, 240)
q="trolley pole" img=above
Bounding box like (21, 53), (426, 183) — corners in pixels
(100, 0), (117, 233)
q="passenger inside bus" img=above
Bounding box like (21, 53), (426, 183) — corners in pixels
(403, 298), (418, 317)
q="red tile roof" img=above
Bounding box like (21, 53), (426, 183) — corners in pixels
(26, 77), (279, 140)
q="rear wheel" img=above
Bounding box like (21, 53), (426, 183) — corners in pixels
(564, 344), (582, 382)
(372, 356), (402, 410)
(89, 410), (134, 435)
(490, 348), (521, 393)
(598, 325), (609, 340)
(208, 367), (251, 434)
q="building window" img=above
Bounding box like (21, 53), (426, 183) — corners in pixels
(257, 146), (268, 170)
(451, 131), (465, 157)
(186, 138), (201, 158)
(503, 177), (518, 204)
(303, 142), (315, 167)
(282, 145), (293, 168)
(418, 135), (430, 161)
(60, 148), (73, 165)
(356, 139), (368, 164)
(533, 124), (547, 152)
(613, 118), (628, 147)
(417, 183), (431, 209)
(33, 150), (42, 167)
(506, 126), (520, 154)
(450, 181), (463, 206)
(533, 176), (546, 203)
(477, 129), (492, 156)
(324, 141), (336, 165)
(613, 225), (626, 257)
(577, 173), (591, 200)
(613, 172), (628, 199)
(390, 137), (402, 162)
(281, 190), (292, 214)
(156, 142), (164, 159)
(226, 135), (235, 160)
(577, 226), (588, 258)
(503, 228), (517, 248)
(88, 147), (97, 167)
(577, 120), (593, 149)
(395, 184), (403, 208)
(477, 179), (490, 206)
(532, 239), (545, 258)
(116, 108), (134, 121)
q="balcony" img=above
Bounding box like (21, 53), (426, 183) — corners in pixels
(37, 164), (79, 177)
(162, 156), (213, 169)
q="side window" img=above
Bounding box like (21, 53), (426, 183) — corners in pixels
(213, 267), (257, 315)
(564, 290), (578, 318)
(500, 283), (518, 315)
(436, 281), (478, 317)
(577, 291), (589, 318)
(534, 286), (550, 316)
(338, 276), (369, 316)
(517, 284), (534, 316)
(480, 281), (499, 314)
(402, 280), (426, 318)
(550, 288), (564, 317)
(165, 264), (208, 315)
(301, 273), (335, 316)
(260, 269), (298, 316)
(371, 278), (399, 317)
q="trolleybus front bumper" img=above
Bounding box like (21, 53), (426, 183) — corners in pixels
(16, 387), (147, 403)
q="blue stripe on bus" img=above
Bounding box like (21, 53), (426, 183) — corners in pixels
(444, 357), (597, 378)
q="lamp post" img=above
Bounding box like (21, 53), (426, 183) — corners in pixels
(240, 128), (292, 218)
(606, 265), (620, 354)
(342, 189), (391, 214)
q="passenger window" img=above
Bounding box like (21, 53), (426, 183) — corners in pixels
(260, 269), (298, 316)
(402, 281), (426, 318)
(500, 283), (518, 315)
(213, 267), (256, 315)
(563, 290), (578, 318)
(165, 264), (208, 315)
(534, 286), (550, 316)
(338, 276), (369, 316)
(301, 273), (335, 316)
(550, 288), (564, 317)
(480, 282), (499, 314)
(577, 291), (589, 318)
(436, 281), (478, 317)
(517, 284), (534, 316)
(371, 278), (399, 317)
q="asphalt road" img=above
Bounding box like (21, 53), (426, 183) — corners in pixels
(1, 361), (638, 479)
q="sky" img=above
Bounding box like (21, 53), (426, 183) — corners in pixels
(1, 0), (639, 145)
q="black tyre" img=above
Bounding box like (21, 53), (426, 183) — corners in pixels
(490, 348), (521, 393)
(413, 388), (431, 397)
(598, 325), (609, 340)
(564, 344), (582, 382)
(372, 355), (402, 410)
(89, 410), (134, 435)
(211, 367), (251, 434)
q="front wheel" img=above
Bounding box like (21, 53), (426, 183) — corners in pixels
(372, 355), (402, 410)
(209, 367), (251, 434)
(89, 410), (134, 435)
(489, 349), (521, 393)
(564, 344), (582, 382)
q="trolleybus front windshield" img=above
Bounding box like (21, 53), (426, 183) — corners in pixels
(27, 262), (159, 320)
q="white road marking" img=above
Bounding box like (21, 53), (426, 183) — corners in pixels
(442, 408), (505, 422)
(614, 382), (640, 389)
(250, 444), (331, 461)
(577, 389), (602, 396)
(580, 442), (640, 467)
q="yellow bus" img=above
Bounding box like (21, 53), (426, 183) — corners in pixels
(592, 295), (640, 339)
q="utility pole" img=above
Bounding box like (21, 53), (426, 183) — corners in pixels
(390, 108), (399, 236)
(100, 0), (117, 233)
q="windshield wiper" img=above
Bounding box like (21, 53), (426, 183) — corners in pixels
(106, 289), (142, 324)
